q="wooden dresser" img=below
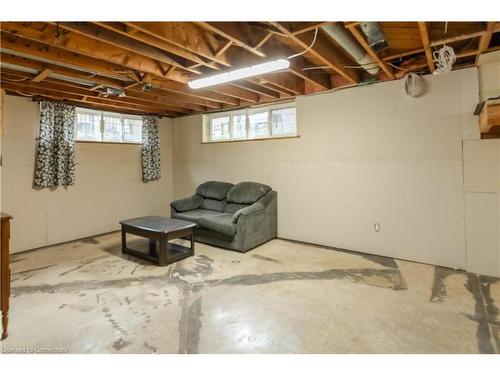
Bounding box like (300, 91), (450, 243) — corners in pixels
(1, 212), (13, 340)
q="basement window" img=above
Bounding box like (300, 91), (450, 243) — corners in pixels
(75, 108), (143, 144)
(203, 102), (297, 143)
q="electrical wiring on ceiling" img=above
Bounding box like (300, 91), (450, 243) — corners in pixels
(432, 22), (456, 74)
(2, 76), (30, 82)
(15, 91), (34, 97)
(287, 28), (319, 60)
(433, 45), (456, 74)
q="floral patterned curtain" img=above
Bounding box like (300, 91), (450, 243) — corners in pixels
(33, 101), (76, 188)
(141, 115), (161, 182)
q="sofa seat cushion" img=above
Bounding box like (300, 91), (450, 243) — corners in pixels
(227, 182), (272, 204)
(202, 198), (227, 212)
(198, 213), (236, 237)
(224, 202), (248, 214)
(171, 209), (220, 225)
(196, 181), (234, 200)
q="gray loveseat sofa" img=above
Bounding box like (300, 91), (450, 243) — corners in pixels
(170, 181), (277, 252)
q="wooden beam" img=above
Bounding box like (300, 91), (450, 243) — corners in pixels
(254, 71), (304, 95)
(231, 81), (280, 99)
(255, 32), (273, 49)
(196, 22), (266, 57)
(209, 84), (259, 103)
(1, 81), (173, 115)
(54, 22), (201, 75)
(0, 32), (130, 81)
(124, 22), (231, 67)
(292, 22), (332, 35)
(418, 22), (435, 73)
(346, 25), (395, 79)
(0, 32), (247, 107)
(1, 44), (215, 112)
(31, 68), (51, 82)
(1, 65), (207, 112)
(1, 70), (191, 114)
(476, 22), (496, 64)
(0, 23), (190, 83)
(393, 49), (480, 78)
(382, 30), (486, 61)
(270, 22), (358, 84)
(247, 78), (295, 97)
(93, 22), (219, 71)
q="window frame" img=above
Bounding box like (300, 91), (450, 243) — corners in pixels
(203, 102), (297, 143)
(270, 106), (297, 138)
(74, 107), (143, 144)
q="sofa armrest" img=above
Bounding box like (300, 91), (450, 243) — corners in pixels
(232, 190), (276, 223)
(171, 194), (203, 212)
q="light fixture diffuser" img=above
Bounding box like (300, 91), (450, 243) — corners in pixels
(188, 59), (290, 89)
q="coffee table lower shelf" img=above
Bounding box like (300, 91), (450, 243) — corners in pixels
(123, 241), (193, 266)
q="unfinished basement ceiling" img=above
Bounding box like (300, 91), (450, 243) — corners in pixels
(0, 22), (498, 117)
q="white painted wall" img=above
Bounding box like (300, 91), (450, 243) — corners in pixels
(1, 95), (174, 253)
(173, 68), (479, 270)
(463, 139), (500, 277)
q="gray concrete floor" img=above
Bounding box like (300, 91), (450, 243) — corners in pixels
(1, 232), (499, 354)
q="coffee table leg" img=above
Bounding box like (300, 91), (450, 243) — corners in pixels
(149, 239), (157, 257)
(121, 226), (126, 253)
(190, 230), (195, 255)
(158, 235), (168, 266)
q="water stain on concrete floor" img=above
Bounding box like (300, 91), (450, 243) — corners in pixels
(2, 232), (499, 354)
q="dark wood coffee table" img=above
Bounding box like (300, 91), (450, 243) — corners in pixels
(120, 216), (196, 266)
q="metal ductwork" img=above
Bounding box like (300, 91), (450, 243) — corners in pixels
(321, 24), (380, 75)
(360, 22), (388, 52)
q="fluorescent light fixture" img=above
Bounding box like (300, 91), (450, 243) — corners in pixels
(188, 59), (290, 89)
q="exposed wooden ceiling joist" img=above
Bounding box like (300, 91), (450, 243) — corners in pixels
(1, 81), (173, 115)
(382, 30), (486, 61)
(417, 22), (436, 73)
(94, 22), (219, 71)
(196, 22), (266, 57)
(1, 21), (498, 117)
(124, 22), (231, 67)
(31, 68), (51, 82)
(53, 22), (202, 75)
(0, 53), (222, 112)
(1, 70), (191, 115)
(0, 23), (260, 105)
(476, 22), (496, 64)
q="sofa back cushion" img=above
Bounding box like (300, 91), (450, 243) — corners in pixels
(224, 202), (249, 214)
(227, 182), (272, 204)
(196, 181), (234, 200)
(202, 199), (227, 212)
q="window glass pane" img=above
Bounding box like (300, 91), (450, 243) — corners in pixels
(123, 117), (143, 143)
(210, 116), (230, 141)
(232, 114), (247, 139)
(102, 114), (123, 142)
(248, 111), (269, 138)
(76, 110), (101, 141)
(271, 107), (297, 136)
